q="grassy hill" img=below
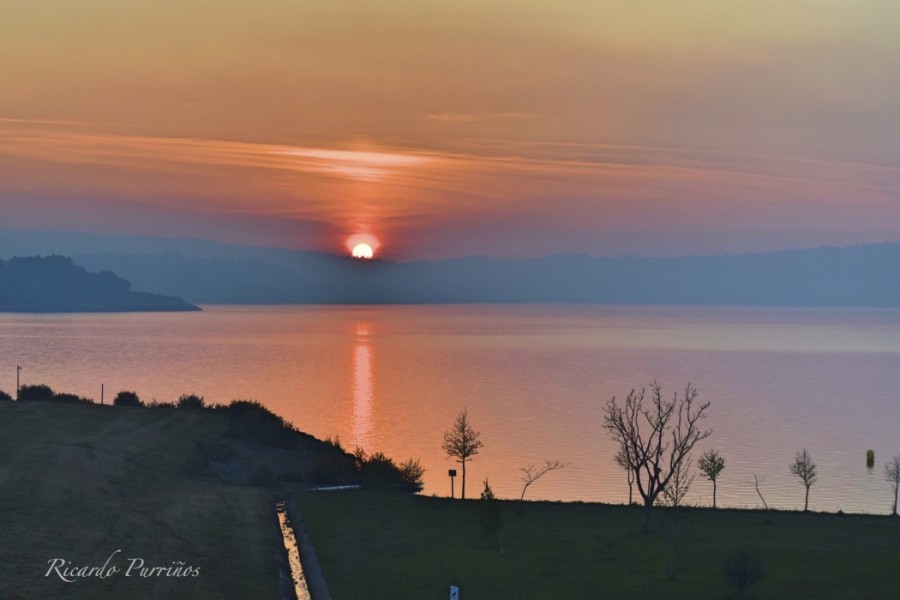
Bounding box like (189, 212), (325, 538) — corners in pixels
(0, 401), (288, 599)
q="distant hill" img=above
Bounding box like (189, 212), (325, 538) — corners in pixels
(0, 255), (200, 312)
(1, 231), (898, 306)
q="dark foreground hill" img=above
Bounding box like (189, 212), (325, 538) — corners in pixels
(0, 255), (199, 312)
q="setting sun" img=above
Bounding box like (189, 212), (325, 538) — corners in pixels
(347, 234), (380, 259)
(351, 243), (374, 259)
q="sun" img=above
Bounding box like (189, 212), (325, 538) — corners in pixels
(346, 233), (379, 259)
(351, 243), (374, 259)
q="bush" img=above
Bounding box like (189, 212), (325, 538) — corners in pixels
(479, 478), (503, 549)
(723, 551), (765, 598)
(867, 449), (875, 467)
(114, 391), (143, 407)
(52, 392), (92, 404)
(398, 458), (426, 493)
(177, 393), (205, 409)
(18, 384), (54, 401)
(226, 399), (296, 449)
(0, 390), (13, 402)
(310, 452), (358, 486)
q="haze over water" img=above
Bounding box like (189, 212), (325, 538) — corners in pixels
(2, 304), (899, 513)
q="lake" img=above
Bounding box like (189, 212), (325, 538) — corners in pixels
(2, 304), (899, 513)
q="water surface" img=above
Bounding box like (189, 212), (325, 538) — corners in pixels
(2, 304), (899, 513)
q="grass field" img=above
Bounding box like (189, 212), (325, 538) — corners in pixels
(296, 490), (900, 599)
(0, 401), (279, 600)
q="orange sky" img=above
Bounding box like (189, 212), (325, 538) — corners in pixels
(2, 1), (900, 259)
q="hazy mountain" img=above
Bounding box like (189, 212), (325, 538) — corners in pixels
(1, 230), (898, 306)
(0, 255), (199, 312)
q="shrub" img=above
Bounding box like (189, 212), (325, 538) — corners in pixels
(723, 551), (765, 598)
(867, 449), (875, 467)
(310, 452), (358, 486)
(398, 458), (426, 493)
(18, 384), (54, 401)
(114, 391), (143, 407)
(177, 393), (205, 409)
(52, 392), (92, 404)
(0, 390), (13, 402)
(226, 399), (295, 449)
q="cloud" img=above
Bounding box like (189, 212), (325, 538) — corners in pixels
(426, 112), (543, 123)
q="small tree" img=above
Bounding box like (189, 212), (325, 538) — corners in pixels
(885, 455), (900, 516)
(614, 449), (635, 505)
(479, 478), (503, 553)
(698, 449), (725, 508)
(114, 390), (143, 407)
(603, 382), (711, 530)
(789, 448), (817, 511)
(519, 460), (570, 501)
(442, 409), (483, 500)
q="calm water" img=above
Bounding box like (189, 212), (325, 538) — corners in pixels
(2, 305), (900, 513)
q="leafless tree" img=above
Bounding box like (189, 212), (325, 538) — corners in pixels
(789, 448), (817, 511)
(603, 381), (711, 531)
(698, 449), (725, 508)
(885, 455), (900, 516)
(519, 460), (570, 501)
(753, 474), (769, 511)
(614, 449), (636, 504)
(613, 450), (634, 505)
(442, 408), (484, 500)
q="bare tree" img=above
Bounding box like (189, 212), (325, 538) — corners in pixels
(698, 449), (725, 508)
(789, 448), (817, 511)
(885, 455), (900, 516)
(753, 474), (769, 511)
(603, 381), (711, 530)
(519, 460), (570, 501)
(614, 448), (636, 505)
(442, 408), (484, 500)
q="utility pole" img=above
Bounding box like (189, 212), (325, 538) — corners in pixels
(16, 365), (21, 400)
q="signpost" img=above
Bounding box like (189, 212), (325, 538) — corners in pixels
(448, 469), (457, 499)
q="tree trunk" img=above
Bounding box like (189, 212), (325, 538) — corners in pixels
(893, 481), (898, 516)
(712, 481), (717, 509)
(804, 485), (810, 512)
(641, 498), (652, 532)
(461, 459), (467, 500)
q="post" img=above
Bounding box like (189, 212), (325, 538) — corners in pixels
(101, 383), (104, 405)
(16, 365), (21, 400)
(449, 469), (457, 499)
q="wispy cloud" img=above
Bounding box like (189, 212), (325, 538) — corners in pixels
(426, 112), (543, 123)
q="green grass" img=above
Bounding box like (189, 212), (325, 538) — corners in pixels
(0, 402), (278, 599)
(296, 491), (900, 599)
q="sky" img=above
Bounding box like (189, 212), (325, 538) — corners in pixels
(1, 1), (900, 260)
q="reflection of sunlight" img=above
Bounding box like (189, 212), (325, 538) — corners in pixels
(351, 327), (374, 450)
